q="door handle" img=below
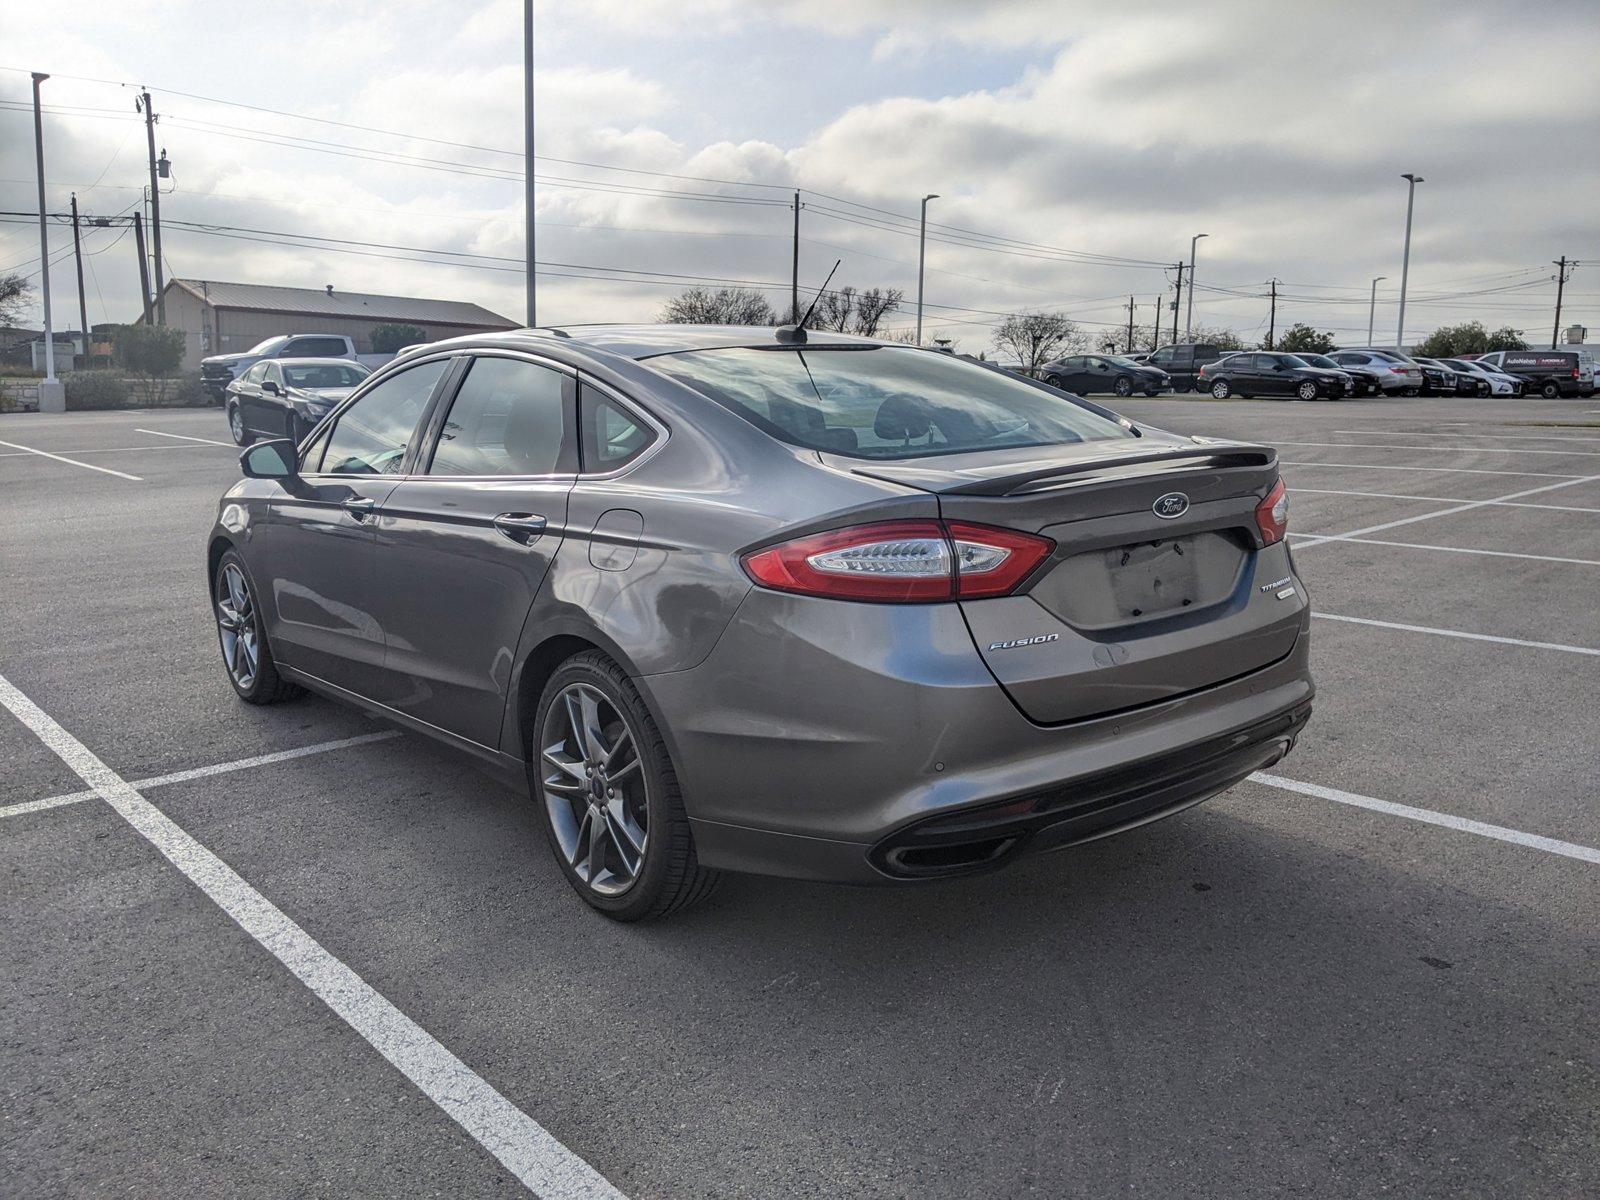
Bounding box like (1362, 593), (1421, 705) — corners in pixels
(493, 512), (547, 544)
(342, 497), (378, 520)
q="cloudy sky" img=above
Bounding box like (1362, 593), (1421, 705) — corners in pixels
(4, 0), (1598, 351)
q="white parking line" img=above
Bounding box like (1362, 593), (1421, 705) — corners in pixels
(1336, 429), (1600, 444)
(0, 443), (215, 458)
(1282, 461), (1576, 479)
(0, 438), (143, 481)
(1294, 535), (1600, 567)
(1290, 487), (1600, 514)
(1313, 612), (1600, 656)
(1248, 773), (1600, 866)
(1291, 473), (1600, 549)
(136, 428), (235, 447)
(0, 672), (623, 1200)
(1275, 440), (1600, 458)
(0, 729), (402, 821)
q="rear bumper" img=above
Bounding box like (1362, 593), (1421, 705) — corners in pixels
(643, 581), (1314, 884)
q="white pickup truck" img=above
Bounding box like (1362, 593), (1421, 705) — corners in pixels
(200, 334), (397, 401)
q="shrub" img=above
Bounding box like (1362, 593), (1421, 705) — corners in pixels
(115, 324), (185, 377)
(371, 323), (428, 354)
(63, 371), (132, 411)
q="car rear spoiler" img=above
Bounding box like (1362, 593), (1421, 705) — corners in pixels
(850, 443), (1277, 497)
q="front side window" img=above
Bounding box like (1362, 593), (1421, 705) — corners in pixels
(1149, 348), (1174, 365)
(648, 345), (1133, 460)
(314, 359), (448, 475)
(246, 336), (289, 355)
(427, 356), (570, 477)
(242, 362), (268, 383)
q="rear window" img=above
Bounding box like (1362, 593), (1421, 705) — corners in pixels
(647, 345), (1133, 460)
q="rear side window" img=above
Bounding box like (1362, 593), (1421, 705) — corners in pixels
(427, 356), (572, 477)
(581, 386), (657, 471)
(313, 359), (448, 475)
(648, 345), (1132, 460)
(285, 337), (350, 357)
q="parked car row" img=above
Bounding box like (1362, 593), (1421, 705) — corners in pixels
(201, 333), (396, 402)
(225, 357), (373, 445)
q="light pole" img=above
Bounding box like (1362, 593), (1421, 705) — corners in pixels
(916, 193), (938, 345)
(1396, 173), (1423, 349)
(1184, 233), (1208, 339)
(523, 0), (536, 327)
(1367, 275), (1386, 344)
(31, 72), (65, 412)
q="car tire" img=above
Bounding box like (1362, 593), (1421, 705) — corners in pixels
(533, 650), (720, 921)
(1403, 387), (1419, 397)
(214, 550), (303, 705)
(1210, 380), (1231, 399)
(227, 403), (253, 447)
(1044, 374), (1065, 389)
(1540, 380), (1560, 399)
(1113, 377), (1132, 397)
(1296, 381), (1317, 401)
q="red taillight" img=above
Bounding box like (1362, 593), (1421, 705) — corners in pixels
(741, 519), (1054, 603)
(1255, 477), (1289, 545)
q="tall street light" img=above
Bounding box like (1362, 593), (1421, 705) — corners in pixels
(31, 72), (65, 413)
(1396, 173), (1423, 349)
(1184, 233), (1208, 339)
(1367, 275), (1387, 344)
(916, 193), (939, 345)
(523, 0), (536, 327)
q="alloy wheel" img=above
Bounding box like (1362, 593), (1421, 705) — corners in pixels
(540, 683), (649, 896)
(1211, 380), (1230, 398)
(1297, 382), (1317, 401)
(1113, 377), (1132, 396)
(229, 405), (247, 444)
(215, 562), (260, 689)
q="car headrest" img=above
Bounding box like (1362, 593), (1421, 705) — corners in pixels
(873, 394), (932, 442)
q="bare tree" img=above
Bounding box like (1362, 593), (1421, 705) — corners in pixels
(658, 287), (775, 326)
(991, 311), (1088, 376)
(0, 273), (32, 328)
(852, 287), (903, 336)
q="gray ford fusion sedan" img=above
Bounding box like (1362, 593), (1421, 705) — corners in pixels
(207, 323), (1313, 920)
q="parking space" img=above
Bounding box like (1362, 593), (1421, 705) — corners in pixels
(3, 396), (1597, 1198)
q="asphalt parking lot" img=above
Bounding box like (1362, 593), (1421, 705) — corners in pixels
(2, 395), (1597, 1198)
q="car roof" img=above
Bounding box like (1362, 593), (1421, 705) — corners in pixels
(275, 357), (370, 368)
(408, 323), (884, 363)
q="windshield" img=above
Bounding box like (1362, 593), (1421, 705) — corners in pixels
(648, 345), (1133, 460)
(283, 362), (371, 389)
(1102, 356), (1147, 369)
(1298, 355), (1337, 368)
(1277, 355), (1311, 368)
(246, 336), (290, 355)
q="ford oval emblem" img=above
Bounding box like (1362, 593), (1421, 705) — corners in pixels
(1153, 492), (1189, 519)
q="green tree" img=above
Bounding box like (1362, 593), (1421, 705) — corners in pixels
(1274, 323), (1337, 354)
(370, 323), (427, 354)
(659, 287), (775, 326)
(115, 324), (184, 377)
(1413, 320), (1530, 358)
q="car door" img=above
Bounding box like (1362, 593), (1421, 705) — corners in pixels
(370, 351), (576, 748)
(235, 362), (269, 431)
(1053, 356), (1087, 391)
(251, 356), (455, 701)
(258, 362), (295, 437)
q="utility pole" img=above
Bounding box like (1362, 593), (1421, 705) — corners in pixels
(791, 192), (800, 321)
(523, 0), (536, 326)
(1170, 262), (1186, 345)
(1266, 279), (1279, 350)
(70, 194), (89, 366)
(1185, 233), (1209, 340)
(1125, 295), (1135, 353)
(133, 213), (153, 324)
(138, 90), (166, 324)
(1367, 275), (1386, 344)
(1151, 297), (1162, 352)
(916, 193), (938, 345)
(1396, 172), (1423, 350)
(1551, 256), (1575, 349)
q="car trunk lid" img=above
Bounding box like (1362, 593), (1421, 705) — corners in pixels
(830, 435), (1307, 724)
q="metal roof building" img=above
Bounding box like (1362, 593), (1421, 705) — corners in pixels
(147, 279), (518, 369)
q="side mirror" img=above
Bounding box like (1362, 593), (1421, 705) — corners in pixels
(240, 439), (298, 480)
(262, 380), (281, 395)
